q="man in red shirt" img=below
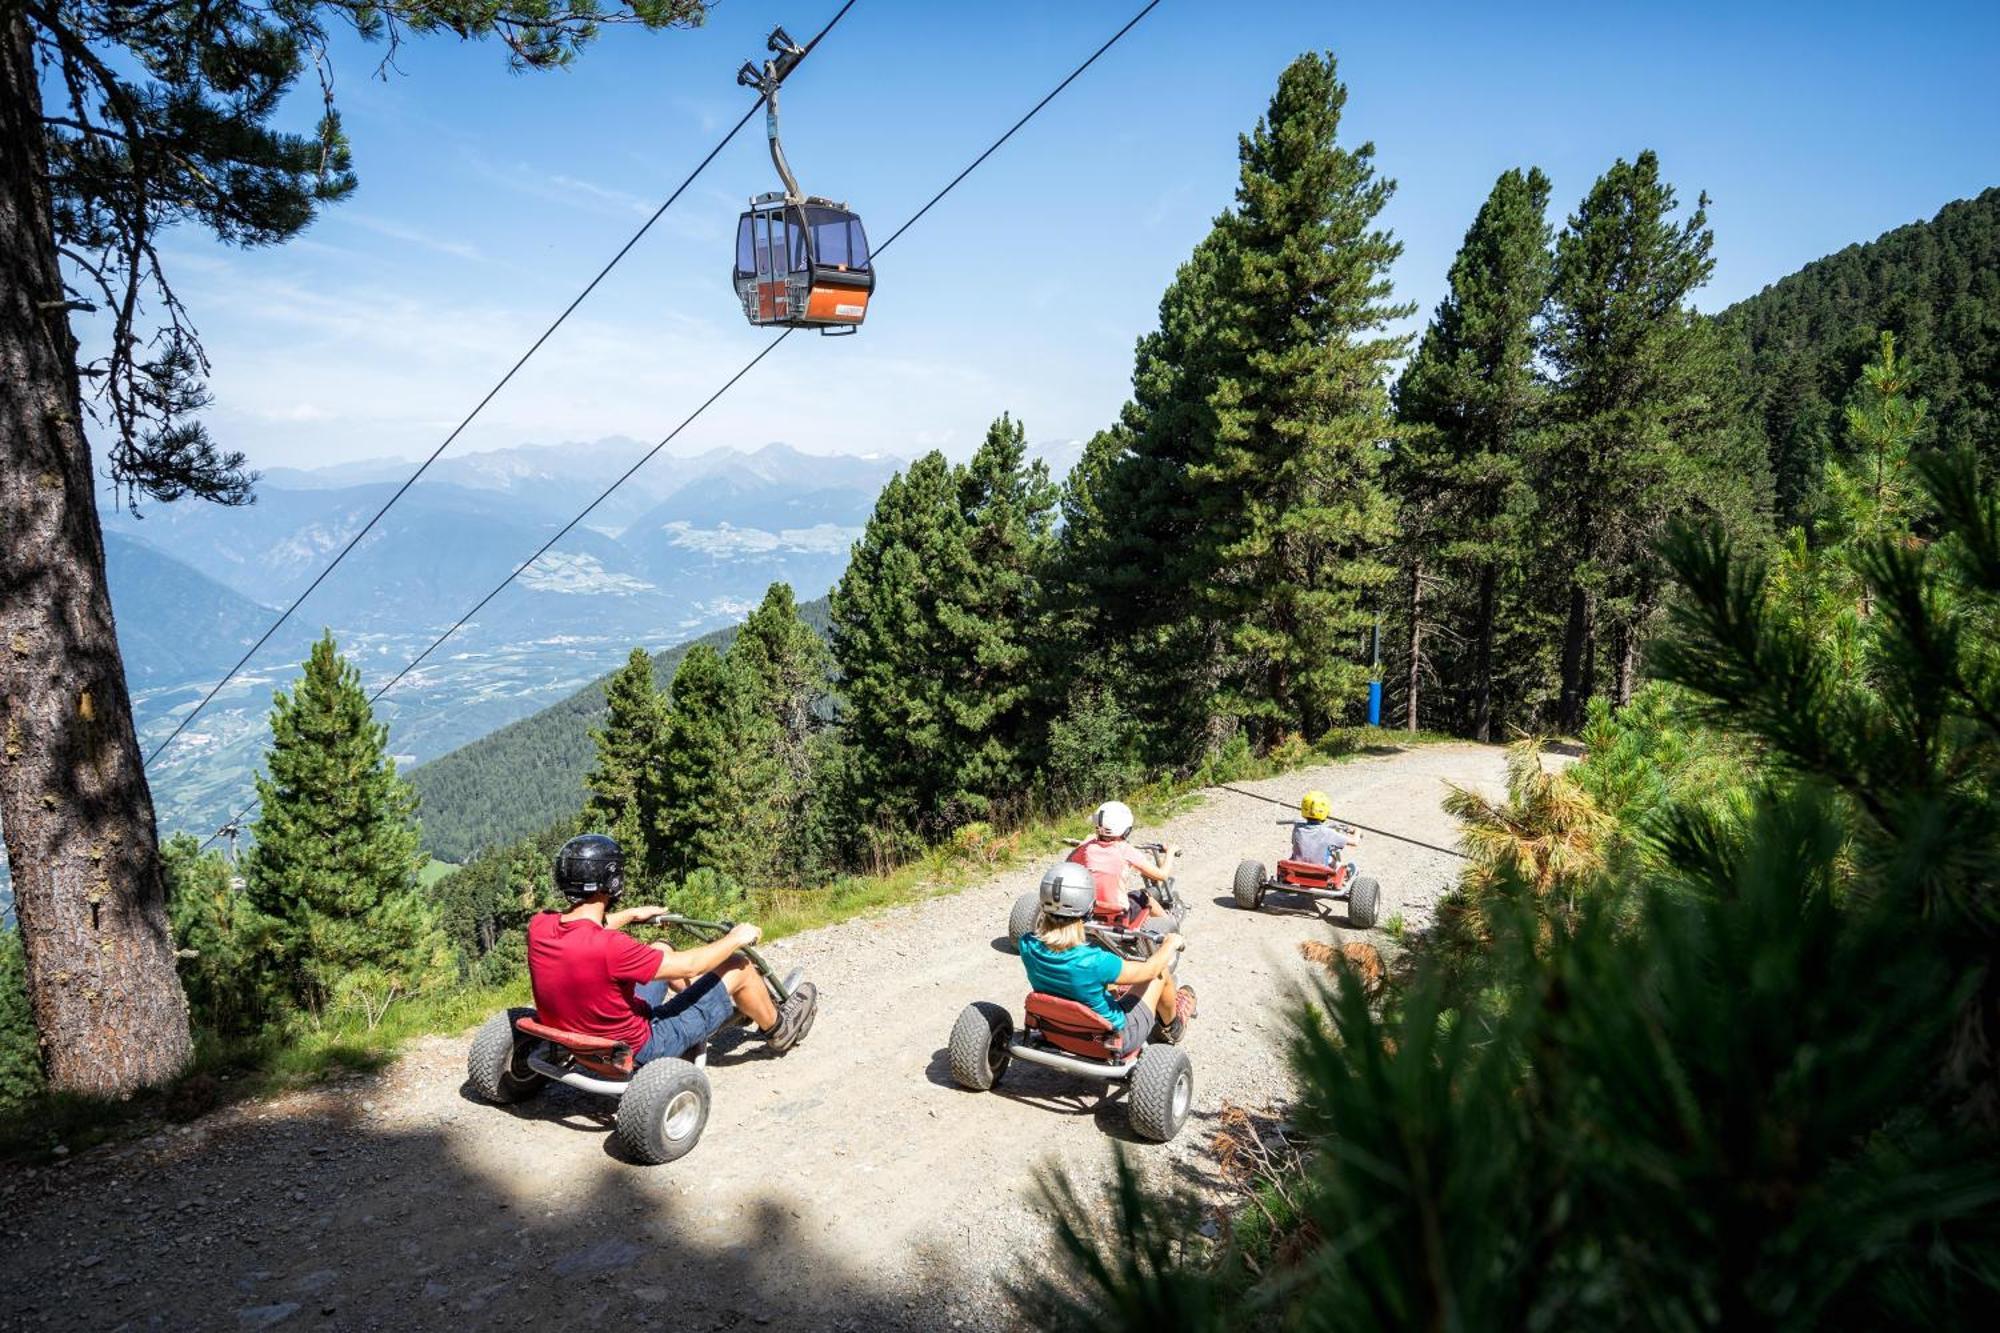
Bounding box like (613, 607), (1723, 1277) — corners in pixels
(527, 834), (816, 1062)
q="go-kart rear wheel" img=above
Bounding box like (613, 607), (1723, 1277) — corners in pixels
(1232, 860), (1266, 911)
(1128, 1044), (1193, 1142)
(467, 1008), (547, 1104)
(948, 1001), (1013, 1091)
(617, 1058), (711, 1165)
(1007, 891), (1042, 948)
(1348, 876), (1381, 930)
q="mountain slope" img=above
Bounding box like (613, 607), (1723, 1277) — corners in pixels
(1722, 186), (2000, 520)
(407, 597), (832, 861)
(102, 534), (278, 687)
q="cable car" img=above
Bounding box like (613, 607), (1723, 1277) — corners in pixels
(732, 26), (874, 334)
(733, 194), (873, 332)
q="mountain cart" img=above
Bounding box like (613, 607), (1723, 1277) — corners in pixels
(1234, 820), (1379, 927)
(466, 916), (814, 1164)
(947, 931), (1194, 1143)
(1006, 841), (1188, 948)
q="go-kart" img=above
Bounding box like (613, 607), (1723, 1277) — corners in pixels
(947, 932), (1193, 1143)
(1006, 840), (1187, 948)
(1233, 820), (1379, 927)
(466, 916), (812, 1164)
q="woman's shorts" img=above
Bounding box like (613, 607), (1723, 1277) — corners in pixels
(1114, 989), (1155, 1055)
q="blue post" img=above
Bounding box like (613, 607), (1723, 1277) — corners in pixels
(1368, 620), (1383, 726)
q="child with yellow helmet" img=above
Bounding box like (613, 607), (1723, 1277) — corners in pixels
(1292, 789), (1361, 869)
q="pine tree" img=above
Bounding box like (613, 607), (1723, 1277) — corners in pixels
(831, 430), (1057, 845)
(1541, 151), (1766, 725)
(946, 415), (1059, 805)
(655, 644), (760, 884)
(583, 648), (669, 877)
(2, 0), (708, 1095)
(729, 582), (832, 881)
(1393, 167), (1554, 738)
(831, 453), (971, 847)
(245, 633), (443, 1013)
(1052, 233), (1236, 765)
(1193, 51), (1411, 741)
(162, 833), (278, 1036)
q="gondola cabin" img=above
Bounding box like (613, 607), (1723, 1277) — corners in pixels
(733, 194), (874, 332)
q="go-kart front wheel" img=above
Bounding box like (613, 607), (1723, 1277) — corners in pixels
(948, 1001), (1013, 1091)
(1129, 1044), (1193, 1142)
(617, 1057), (711, 1165)
(1348, 876), (1381, 930)
(467, 1008), (547, 1105)
(1007, 891), (1041, 949)
(1232, 860), (1266, 911)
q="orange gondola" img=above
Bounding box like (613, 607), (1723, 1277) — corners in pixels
(732, 27), (874, 334)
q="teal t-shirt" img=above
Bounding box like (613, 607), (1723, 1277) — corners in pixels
(1019, 935), (1127, 1029)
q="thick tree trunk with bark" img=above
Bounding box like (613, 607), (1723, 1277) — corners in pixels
(1472, 562), (1497, 743)
(0, 12), (192, 1094)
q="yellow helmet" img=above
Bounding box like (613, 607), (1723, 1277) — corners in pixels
(1300, 790), (1330, 821)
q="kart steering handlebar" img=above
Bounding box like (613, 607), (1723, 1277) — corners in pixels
(647, 914), (794, 1003)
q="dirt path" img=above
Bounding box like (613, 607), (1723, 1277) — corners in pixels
(0, 742), (1503, 1332)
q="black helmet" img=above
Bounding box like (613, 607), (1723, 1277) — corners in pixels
(554, 833), (625, 902)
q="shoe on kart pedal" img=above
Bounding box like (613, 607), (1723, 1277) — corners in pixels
(764, 981), (818, 1054)
(1159, 985), (1198, 1045)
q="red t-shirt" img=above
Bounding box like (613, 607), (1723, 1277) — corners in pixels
(1067, 837), (1151, 913)
(526, 912), (662, 1049)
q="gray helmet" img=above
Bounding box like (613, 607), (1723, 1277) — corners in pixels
(1038, 862), (1096, 919)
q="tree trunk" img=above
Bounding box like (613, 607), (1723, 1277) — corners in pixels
(1614, 620), (1639, 707)
(1556, 582), (1593, 732)
(1405, 558), (1423, 733)
(0, 11), (192, 1094)
(1472, 562), (1497, 743)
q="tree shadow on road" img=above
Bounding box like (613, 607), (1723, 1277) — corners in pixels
(0, 1088), (979, 1331)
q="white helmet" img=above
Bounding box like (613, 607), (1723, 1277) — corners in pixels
(1093, 800), (1135, 838)
(1038, 862), (1096, 919)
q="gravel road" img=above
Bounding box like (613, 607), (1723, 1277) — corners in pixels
(0, 742), (1503, 1332)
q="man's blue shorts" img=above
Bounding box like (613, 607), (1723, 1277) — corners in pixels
(632, 973), (738, 1064)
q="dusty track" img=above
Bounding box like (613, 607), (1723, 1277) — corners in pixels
(1, 742), (1503, 1331)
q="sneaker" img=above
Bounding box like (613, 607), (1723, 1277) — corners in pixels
(763, 981), (818, 1054)
(1159, 985), (1197, 1045)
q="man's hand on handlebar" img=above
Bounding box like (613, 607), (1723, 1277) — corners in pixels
(728, 922), (763, 949)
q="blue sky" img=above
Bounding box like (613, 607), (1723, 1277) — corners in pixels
(145, 0), (2000, 471)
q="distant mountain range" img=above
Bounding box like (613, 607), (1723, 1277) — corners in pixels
(104, 441), (904, 843)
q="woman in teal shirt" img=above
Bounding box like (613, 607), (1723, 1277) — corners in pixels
(1019, 862), (1195, 1053)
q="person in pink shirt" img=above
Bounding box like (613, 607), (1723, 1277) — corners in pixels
(1066, 800), (1179, 926)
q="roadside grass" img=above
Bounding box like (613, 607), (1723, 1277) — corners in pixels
(0, 726), (1461, 1160)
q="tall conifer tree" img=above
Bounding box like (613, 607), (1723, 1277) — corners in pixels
(947, 415), (1059, 804)
(832, 429), (1056, 841)
(1193, 51), (1411, 741)
(583, 648), (668, 877)
(730, 583), (832, 880)
(1393, 167), (1554, 738)
(245, 633), (440, 1012)
(655, 644), (763, 885)
(1541, 151), (1764, 724)
(1053, 235), (1234, 763)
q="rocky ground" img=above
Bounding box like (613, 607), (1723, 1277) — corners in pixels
(0, 742), (1504, 1331)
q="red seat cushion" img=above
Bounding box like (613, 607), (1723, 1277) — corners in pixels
(1277, 858), (1336, 886)
(515, 1015), (635, 1077)
(1024, 992), (1123, 1060)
